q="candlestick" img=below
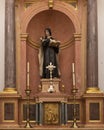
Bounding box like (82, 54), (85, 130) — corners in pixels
(24, 89), (32, 128)
(71, 63), (79, 128)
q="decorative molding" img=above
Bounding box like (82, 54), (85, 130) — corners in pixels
(27, 36), (75, 50)
(86, 87), (102, 93)
(3, 103), (15, 121)
(60, 37), (75, 50)
(89, 102), (100, 121)
(23, 0), (78, 9)
(3, 88), (18, 94)
(24, 0), (39, 9)
(2, 101), (17, 123)
(85, 99), (103, 124)
(59, 0), (78, 9)
(27, 36), (40, 49)
(20, 33), (29, 41)
(74, 33), (81, 41)
(21, 1), (80, 33)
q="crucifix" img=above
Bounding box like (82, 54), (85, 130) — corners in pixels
(46, 62), (56, 80)
(46, 62), (56, 93)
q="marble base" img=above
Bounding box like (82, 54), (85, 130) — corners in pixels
(40, 78), (61, 93)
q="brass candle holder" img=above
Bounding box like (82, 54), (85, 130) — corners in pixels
(24, 89), (32, 128)
(70, 63), (79, 128)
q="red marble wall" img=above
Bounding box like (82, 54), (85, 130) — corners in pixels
(59, 44), (75, 94)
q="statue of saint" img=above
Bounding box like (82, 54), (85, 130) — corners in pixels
(39, 28), (60, 78)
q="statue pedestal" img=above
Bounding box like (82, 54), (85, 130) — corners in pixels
(40, 78), (61, 93)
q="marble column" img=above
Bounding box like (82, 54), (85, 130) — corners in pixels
(65, 103), (67, 124)
(87, 0), (99, 92)
(5, 0), (16, 89)
(61, 102), (67, 125)
(61, 102), (65, 125)
(39, 103), (43, 125)
(36, 103), (39, 125)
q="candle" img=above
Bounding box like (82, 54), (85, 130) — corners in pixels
(72, 63), (75, 73)
(72, 63), (76, 86)
(27, 62), (29, 73)
(72, 73), (75, 86)
(27, 62), (30, 89)
(27, 73), (29, 89)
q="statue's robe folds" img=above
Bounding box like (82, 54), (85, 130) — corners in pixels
(39, 38), (60, 78)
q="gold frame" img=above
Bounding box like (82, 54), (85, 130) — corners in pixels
(43, 102), (60, 125)
(87, 100), (103, 123)
(2, 101), (16, 122)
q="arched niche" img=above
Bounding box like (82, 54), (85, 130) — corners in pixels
(26, 9), (75, 94)
(20, 0), (81, 95)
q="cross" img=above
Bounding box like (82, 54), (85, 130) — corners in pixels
(46, 62), (56, 79)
